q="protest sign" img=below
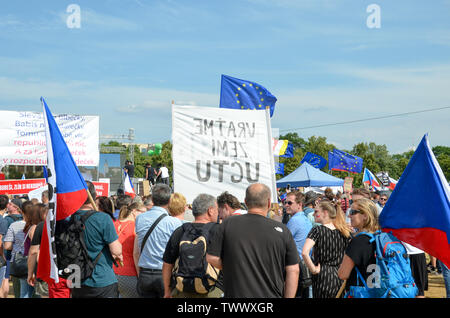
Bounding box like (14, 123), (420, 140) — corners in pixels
(0, 178), (47, 195)
(0, 110), (99, 166)
(344, 177), (353, 193)
(172, 105), (277, 203)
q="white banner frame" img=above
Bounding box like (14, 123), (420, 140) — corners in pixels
(172, 105), (277, 204)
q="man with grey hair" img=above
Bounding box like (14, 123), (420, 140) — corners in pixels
(207, 183), (300, 298)
(162, 193), (221, 298)
(134, 184), (183, 298)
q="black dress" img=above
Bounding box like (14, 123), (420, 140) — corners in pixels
(307, 225), (350, 298)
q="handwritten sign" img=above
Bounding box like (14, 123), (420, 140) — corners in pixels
(0, 110), (99, 166)
(172, 105), (277, 203)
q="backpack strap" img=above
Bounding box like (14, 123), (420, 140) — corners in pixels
(78, 211), (117, 269)
(355, 231), (376, 243)
(140, 213), (167, 254)
(354, 266), (369, 289)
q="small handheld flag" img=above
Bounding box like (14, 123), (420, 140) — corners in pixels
(275, 162), (285, 175)
(219, 74), (277, 117)
(363, 168), (381, 190)
(124, 170), (136, 198)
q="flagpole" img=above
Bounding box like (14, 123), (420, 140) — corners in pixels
(86, 189), (98, 211)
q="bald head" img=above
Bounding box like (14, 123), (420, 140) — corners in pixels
(245, 183), (271, 211)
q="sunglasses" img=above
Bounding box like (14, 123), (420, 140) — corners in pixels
(349, 209), (362, 216)
(286, 201), (294, 205)
(379, 198), (387, 201)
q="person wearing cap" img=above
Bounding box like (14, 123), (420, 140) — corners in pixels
(4, 198), (24, 229)
(303, 191), (321, 227)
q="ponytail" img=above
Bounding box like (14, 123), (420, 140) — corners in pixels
(319, 200), (351, 238)
(118, 205), (130, 220)
(332, 202), (351, 238)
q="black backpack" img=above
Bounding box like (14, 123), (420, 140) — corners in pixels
(172, 223), (219, 294)
(55, 211), (103, 281)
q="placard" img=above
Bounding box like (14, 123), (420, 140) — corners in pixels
(172, 105), (277, 203)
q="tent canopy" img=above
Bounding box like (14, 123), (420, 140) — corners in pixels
(276, 162), (344, 188)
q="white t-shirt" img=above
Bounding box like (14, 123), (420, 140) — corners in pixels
(160, 166), (169, 178)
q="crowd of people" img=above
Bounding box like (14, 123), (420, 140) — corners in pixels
(0, 181), (448, 299)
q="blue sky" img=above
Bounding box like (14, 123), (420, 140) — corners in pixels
(1, 0), (449, 154)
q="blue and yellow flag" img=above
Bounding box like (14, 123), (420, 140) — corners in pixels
(219, 74), (277, 117)
(275, 162), (285, 175)
(328, 149), (363, 173)
(301, 152), (327, 169)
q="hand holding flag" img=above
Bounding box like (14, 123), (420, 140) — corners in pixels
(37, 97), (89, 284)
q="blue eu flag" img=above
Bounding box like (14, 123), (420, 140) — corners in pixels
(275, 162), (285, 175)
(301, 152), (327, 169)
(328, 149), (363, 174)
(279, 143), (294, 158)
(219, 74), (277, 117)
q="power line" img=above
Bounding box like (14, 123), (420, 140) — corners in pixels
(279, 106), (450, 132)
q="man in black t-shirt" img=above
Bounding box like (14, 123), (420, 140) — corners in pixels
(123, 160), (135, 178)
(207, 183), (300, 298)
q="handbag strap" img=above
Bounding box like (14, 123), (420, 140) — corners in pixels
(140, 213), (167, 254)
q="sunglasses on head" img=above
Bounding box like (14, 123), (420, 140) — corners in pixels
(349, 209), (362, 216)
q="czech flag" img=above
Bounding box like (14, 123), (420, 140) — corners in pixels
(379, 134), (450, 267)
(124, 171), (136, 198)
(363, 168), (381, 190)
(37, 97), (88, 284)
(388, 177), (398, 190)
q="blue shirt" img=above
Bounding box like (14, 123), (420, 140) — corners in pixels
(135, 206), (183, 270)
(74, 210), (119, 288)
(287, 211), (312, 259)
(303, 207), (320, 228)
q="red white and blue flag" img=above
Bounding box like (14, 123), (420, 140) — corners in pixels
(124, 171), (136, 198)
(388, 177), (398, 190)
(37, 97), (88, 284)
(380, 134), (450, 267)
(363, 168), (381, 190)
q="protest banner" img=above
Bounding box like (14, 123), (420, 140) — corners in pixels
(172, 105), (277, 203)
(0, 110), (99, 166)
(92, 181), (110, 197)
(0, 178), (47, 195)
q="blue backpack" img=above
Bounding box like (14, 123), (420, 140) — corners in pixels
(345, 230), (418, 298)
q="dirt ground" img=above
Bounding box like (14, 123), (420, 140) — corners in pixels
(425, 273), (446, 298)
(6, 273), (447, 298)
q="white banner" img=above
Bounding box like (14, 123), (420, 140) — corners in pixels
(172, 105), (277, 203)
(0, 110), (99, 166)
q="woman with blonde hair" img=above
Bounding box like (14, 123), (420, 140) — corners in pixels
(114, 201), (146, 298)
(302, 199), (351, 298)
(168, 193), (187, 221)
(338, 198), (380, 295)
